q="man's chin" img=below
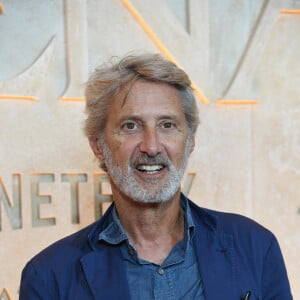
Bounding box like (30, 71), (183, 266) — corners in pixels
(131, 196), (170, 204)
(125, 186), (180, 204)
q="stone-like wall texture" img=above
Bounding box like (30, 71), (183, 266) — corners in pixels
(0, 0), (299, 298)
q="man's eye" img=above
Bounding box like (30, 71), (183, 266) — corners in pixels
(163, 122), (173, 129)
(123, 122), (136, 130)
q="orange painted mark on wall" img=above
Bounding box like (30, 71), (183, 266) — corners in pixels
(280, 10), (300, 14)
(121, 0), (209, 105)
(0, 3), (6, 15)
(216, 99), (260, 105)
(59, 97), (85, 102)
(0, 95), (38, 101)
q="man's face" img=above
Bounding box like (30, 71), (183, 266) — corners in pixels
(93, 80), (195, 203)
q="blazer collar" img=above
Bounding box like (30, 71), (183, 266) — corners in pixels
(188, 199), (238, 299)
(80, 245), (131, 300)
(79, 204), (130, 299)
(194, 229), (238, 299)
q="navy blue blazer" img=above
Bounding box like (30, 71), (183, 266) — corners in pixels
(20, 195), (292, 299)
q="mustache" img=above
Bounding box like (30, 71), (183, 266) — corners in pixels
(131, 153), (171, 166)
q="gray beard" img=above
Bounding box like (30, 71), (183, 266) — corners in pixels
(100, 137), (192, 204)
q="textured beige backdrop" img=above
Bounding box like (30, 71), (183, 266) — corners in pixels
(0, 0), (299, 299)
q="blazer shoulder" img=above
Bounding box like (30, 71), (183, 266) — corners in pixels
(189, 200), (275, 243)
(27, 222), (94, 270)
(26, 203), (115, 270)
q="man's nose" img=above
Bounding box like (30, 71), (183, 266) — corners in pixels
(139, 128), (162, 156)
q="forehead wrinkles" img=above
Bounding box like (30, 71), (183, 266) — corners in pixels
(119, 78), (181, 107)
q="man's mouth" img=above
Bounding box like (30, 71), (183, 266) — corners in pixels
(136, 164), (164, 174)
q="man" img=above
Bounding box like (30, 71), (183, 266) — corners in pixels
(20, 53), (292, 299)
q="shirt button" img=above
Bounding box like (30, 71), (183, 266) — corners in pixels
(128, 247), (134, 256)
(158, 268), (164, 275)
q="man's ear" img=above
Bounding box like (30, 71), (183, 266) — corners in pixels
(189, 136), (195, 154)
(89, 137), (104, 160)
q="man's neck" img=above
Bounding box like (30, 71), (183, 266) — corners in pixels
(113, 190), (185, 265)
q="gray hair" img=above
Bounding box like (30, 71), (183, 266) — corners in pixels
(84, 53), (199, 169)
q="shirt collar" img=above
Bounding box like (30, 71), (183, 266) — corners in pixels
(98, 195), (195, 245)
(98, 207), (128, 244)
(182, 195), (195, 240)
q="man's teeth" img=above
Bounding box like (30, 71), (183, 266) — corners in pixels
(137, 165), (163, 172)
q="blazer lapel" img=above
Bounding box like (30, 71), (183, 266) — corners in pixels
(80, 246), (131, 300)
(194, 229), (238, 299)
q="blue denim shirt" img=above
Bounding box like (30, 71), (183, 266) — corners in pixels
(99, 199), (204, 299)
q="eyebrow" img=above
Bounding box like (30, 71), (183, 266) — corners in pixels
(118, 114), (182, 123)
